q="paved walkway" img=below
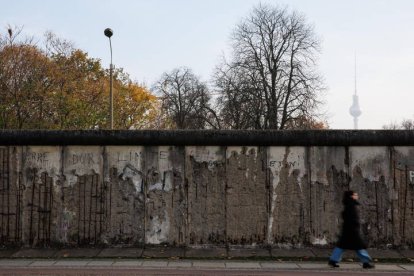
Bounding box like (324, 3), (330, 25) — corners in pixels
(1, 248), (414, 273)
(2, 247), (414, 260)
(0, 258), (413, 272)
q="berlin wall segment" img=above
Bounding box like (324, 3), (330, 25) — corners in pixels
(0, 130), (414, 249)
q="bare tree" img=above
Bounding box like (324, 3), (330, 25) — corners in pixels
(154, 67), (219, 129)
(383, 118), (414, 130)
(401, 119), (414, 130)
(214, 4), (325, 130)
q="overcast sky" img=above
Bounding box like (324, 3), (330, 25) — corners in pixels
(1, 0), (413, 129)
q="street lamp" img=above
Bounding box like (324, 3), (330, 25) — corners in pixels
(104, 28), (114, 129)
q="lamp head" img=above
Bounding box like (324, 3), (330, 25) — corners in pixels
(104, 28), (113, 38)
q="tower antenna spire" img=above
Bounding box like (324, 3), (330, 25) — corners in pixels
(354, 52), (357, 96)
(349, 52), (362, 129)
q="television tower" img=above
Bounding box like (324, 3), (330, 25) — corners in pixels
(349, 54), (362, 129)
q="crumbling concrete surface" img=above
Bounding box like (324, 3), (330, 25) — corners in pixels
(226, 147), (267, 245)
(186, 146), (226, 245)
(1, 141), (414, 248)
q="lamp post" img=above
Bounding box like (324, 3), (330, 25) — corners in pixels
(104, 28), (114, 129)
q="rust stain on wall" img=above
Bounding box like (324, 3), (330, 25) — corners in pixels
(0, 145), (414, 248)
(0, 147), (22, 245)
(349, 147), (391, 247)
(105, 167), (144, 245)
(268, 147), (305, 245)
(23, 170), (54, 247)
(304, 147), (349, 246)
(144, 146), (186, 246)
(393, 147), (414, 247)
(226, 147), (268, 245)
(186, 146), (226, 245)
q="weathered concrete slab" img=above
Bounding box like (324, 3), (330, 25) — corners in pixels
(21, 146), (61, 247)
(142, 246), (185, 258)
(144, 146), (186, 246)
(0, 147), (22, 246)
(186, 146), (226, 245)
(104, 146), (145, 245)
(1, 133), (414, 249)
(228, 248), (270, 258)
(12, 249), (58, 258)
(61, 146), (105, 246)
(55, 248), (102, 258)
(226, 147), (268, 245)
(306, 147), (348, 246)
(392, 147), (414, 246)
(349, 147), (392, 246)
(185, 247), (227, 258)
(98, 248), (143, 258)
(267, 147), (310, 246)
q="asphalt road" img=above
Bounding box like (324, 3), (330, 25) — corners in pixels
(0, 268), (412, 276)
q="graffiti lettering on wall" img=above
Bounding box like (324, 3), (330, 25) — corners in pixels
(72, 153), (95, 165)
(117, 151), (142, 164)
(1, 145), (414, 248)
(24, 152), (49, 167)
(268, 160), (299, 168)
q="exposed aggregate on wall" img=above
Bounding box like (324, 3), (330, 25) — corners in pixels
(1, 131), (414, 248)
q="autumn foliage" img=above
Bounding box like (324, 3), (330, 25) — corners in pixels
(0, 28), (157, 130)
(1, 10), (328, 131)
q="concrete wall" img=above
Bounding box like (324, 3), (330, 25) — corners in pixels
(0, 130), (414, 248)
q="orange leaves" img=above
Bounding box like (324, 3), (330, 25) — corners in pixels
(0, 29), (158, 130)
(114, 82), (158, 129)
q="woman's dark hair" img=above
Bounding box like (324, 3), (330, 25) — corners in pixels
(342, 190), (355, 205)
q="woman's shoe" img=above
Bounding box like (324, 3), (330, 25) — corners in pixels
(363, 263), (375, 269)
(328, 260), (340, 268)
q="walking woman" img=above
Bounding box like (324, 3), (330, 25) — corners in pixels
(328, 190), (375, 269)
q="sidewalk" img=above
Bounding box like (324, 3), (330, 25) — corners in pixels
(0, 258), (413, 272)
(1, 247), (413, 261)
(1, 247), (414, 272)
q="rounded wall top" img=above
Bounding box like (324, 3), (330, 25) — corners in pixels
(0, 129), (413, 146)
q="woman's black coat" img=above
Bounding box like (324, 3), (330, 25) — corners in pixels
(337, 198), (367, 250)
